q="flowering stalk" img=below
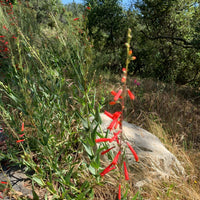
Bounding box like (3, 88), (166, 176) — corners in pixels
(96, 29), (138, 198)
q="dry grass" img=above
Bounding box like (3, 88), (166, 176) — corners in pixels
(127, 78), (200, 149)
(141, 120), (200, 200)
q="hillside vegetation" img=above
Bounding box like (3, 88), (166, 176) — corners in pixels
(0, 0), (199, 199)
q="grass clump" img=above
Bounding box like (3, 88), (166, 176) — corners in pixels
(0, 2), (99, 199)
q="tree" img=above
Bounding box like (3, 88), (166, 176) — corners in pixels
(83, 0), (130, 71)
(84, 0), (127, 51)
(131, 0), (200, 85)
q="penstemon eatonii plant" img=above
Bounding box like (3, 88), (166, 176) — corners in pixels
(95, 28), (138, 199)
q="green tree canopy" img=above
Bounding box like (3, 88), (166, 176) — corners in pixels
(84, 0), (127, 51)
(131, 0), (200, 85)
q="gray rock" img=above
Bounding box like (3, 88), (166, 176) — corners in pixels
(0, 166), (32, 199)
(98, 113), (185, 186)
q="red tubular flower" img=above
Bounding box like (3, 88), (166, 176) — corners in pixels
(126, 142), (139, 162)
(3, 48), (8, 52)
(110, 130), (121, 142)
(101, 146), (115, 155)
(112, 151), (121, 165)
(111, 90), (122, 99)
(123, 161), (129, 180)
(107, 119), (117, 130)
(86, 6), (91, 10)
(0, 36), (5, 38)
(118, 184), (121, 200)
(95, 138), (111, 143)
(114, 135), (120, 144)
(114, 89), (122, 101)
(16, 139), (25, 143)
(19, 133), (25, 138)
(73, 18), (79, 21)
(21, 122), (24, 132)
(127, 89), (135, 100)
(111, 90), (117, 96)
(129, 49), (132, 55)
(0, 181), (7, 184)
(121, 76), (126, 83)
(109, 101), (116, 105)
(132, 56), (136, 60)
(114, 121), (121, 130)
(104, 110), (113, 119)
(107, 112), (122, 130)
(122, 68), (126, 72)
(3, 26), (8, 31)
(100, 163), (115, 176)
(113, 111), (122, 119)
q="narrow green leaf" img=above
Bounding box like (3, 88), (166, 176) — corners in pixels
(95, 104), (102, 124)
(32, 184), (39, 200)
(131, 191), (140, 200)
(90, 124), (98, 146)
(65, 166), (74, 185)
(32, 176), (45, 187)
(82, 141), (93, 157)
(88, 165), (96, 175)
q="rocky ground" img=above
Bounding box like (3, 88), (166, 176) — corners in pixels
(0, 128), (32, 199)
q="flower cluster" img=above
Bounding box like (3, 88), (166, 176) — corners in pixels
(95, 108), (139, 178)
(0, 0), (18, 64)
(0, 35), (9, 58)
(16, 122), (25, 143)
(95, 29), (138, 199)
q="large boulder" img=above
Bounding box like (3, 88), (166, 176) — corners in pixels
(98, 113), (185, 187)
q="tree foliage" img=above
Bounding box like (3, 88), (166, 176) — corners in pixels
(83, 0), (130, 70)
(85, 0), (127, 50)
(132, 0), (200, 85)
